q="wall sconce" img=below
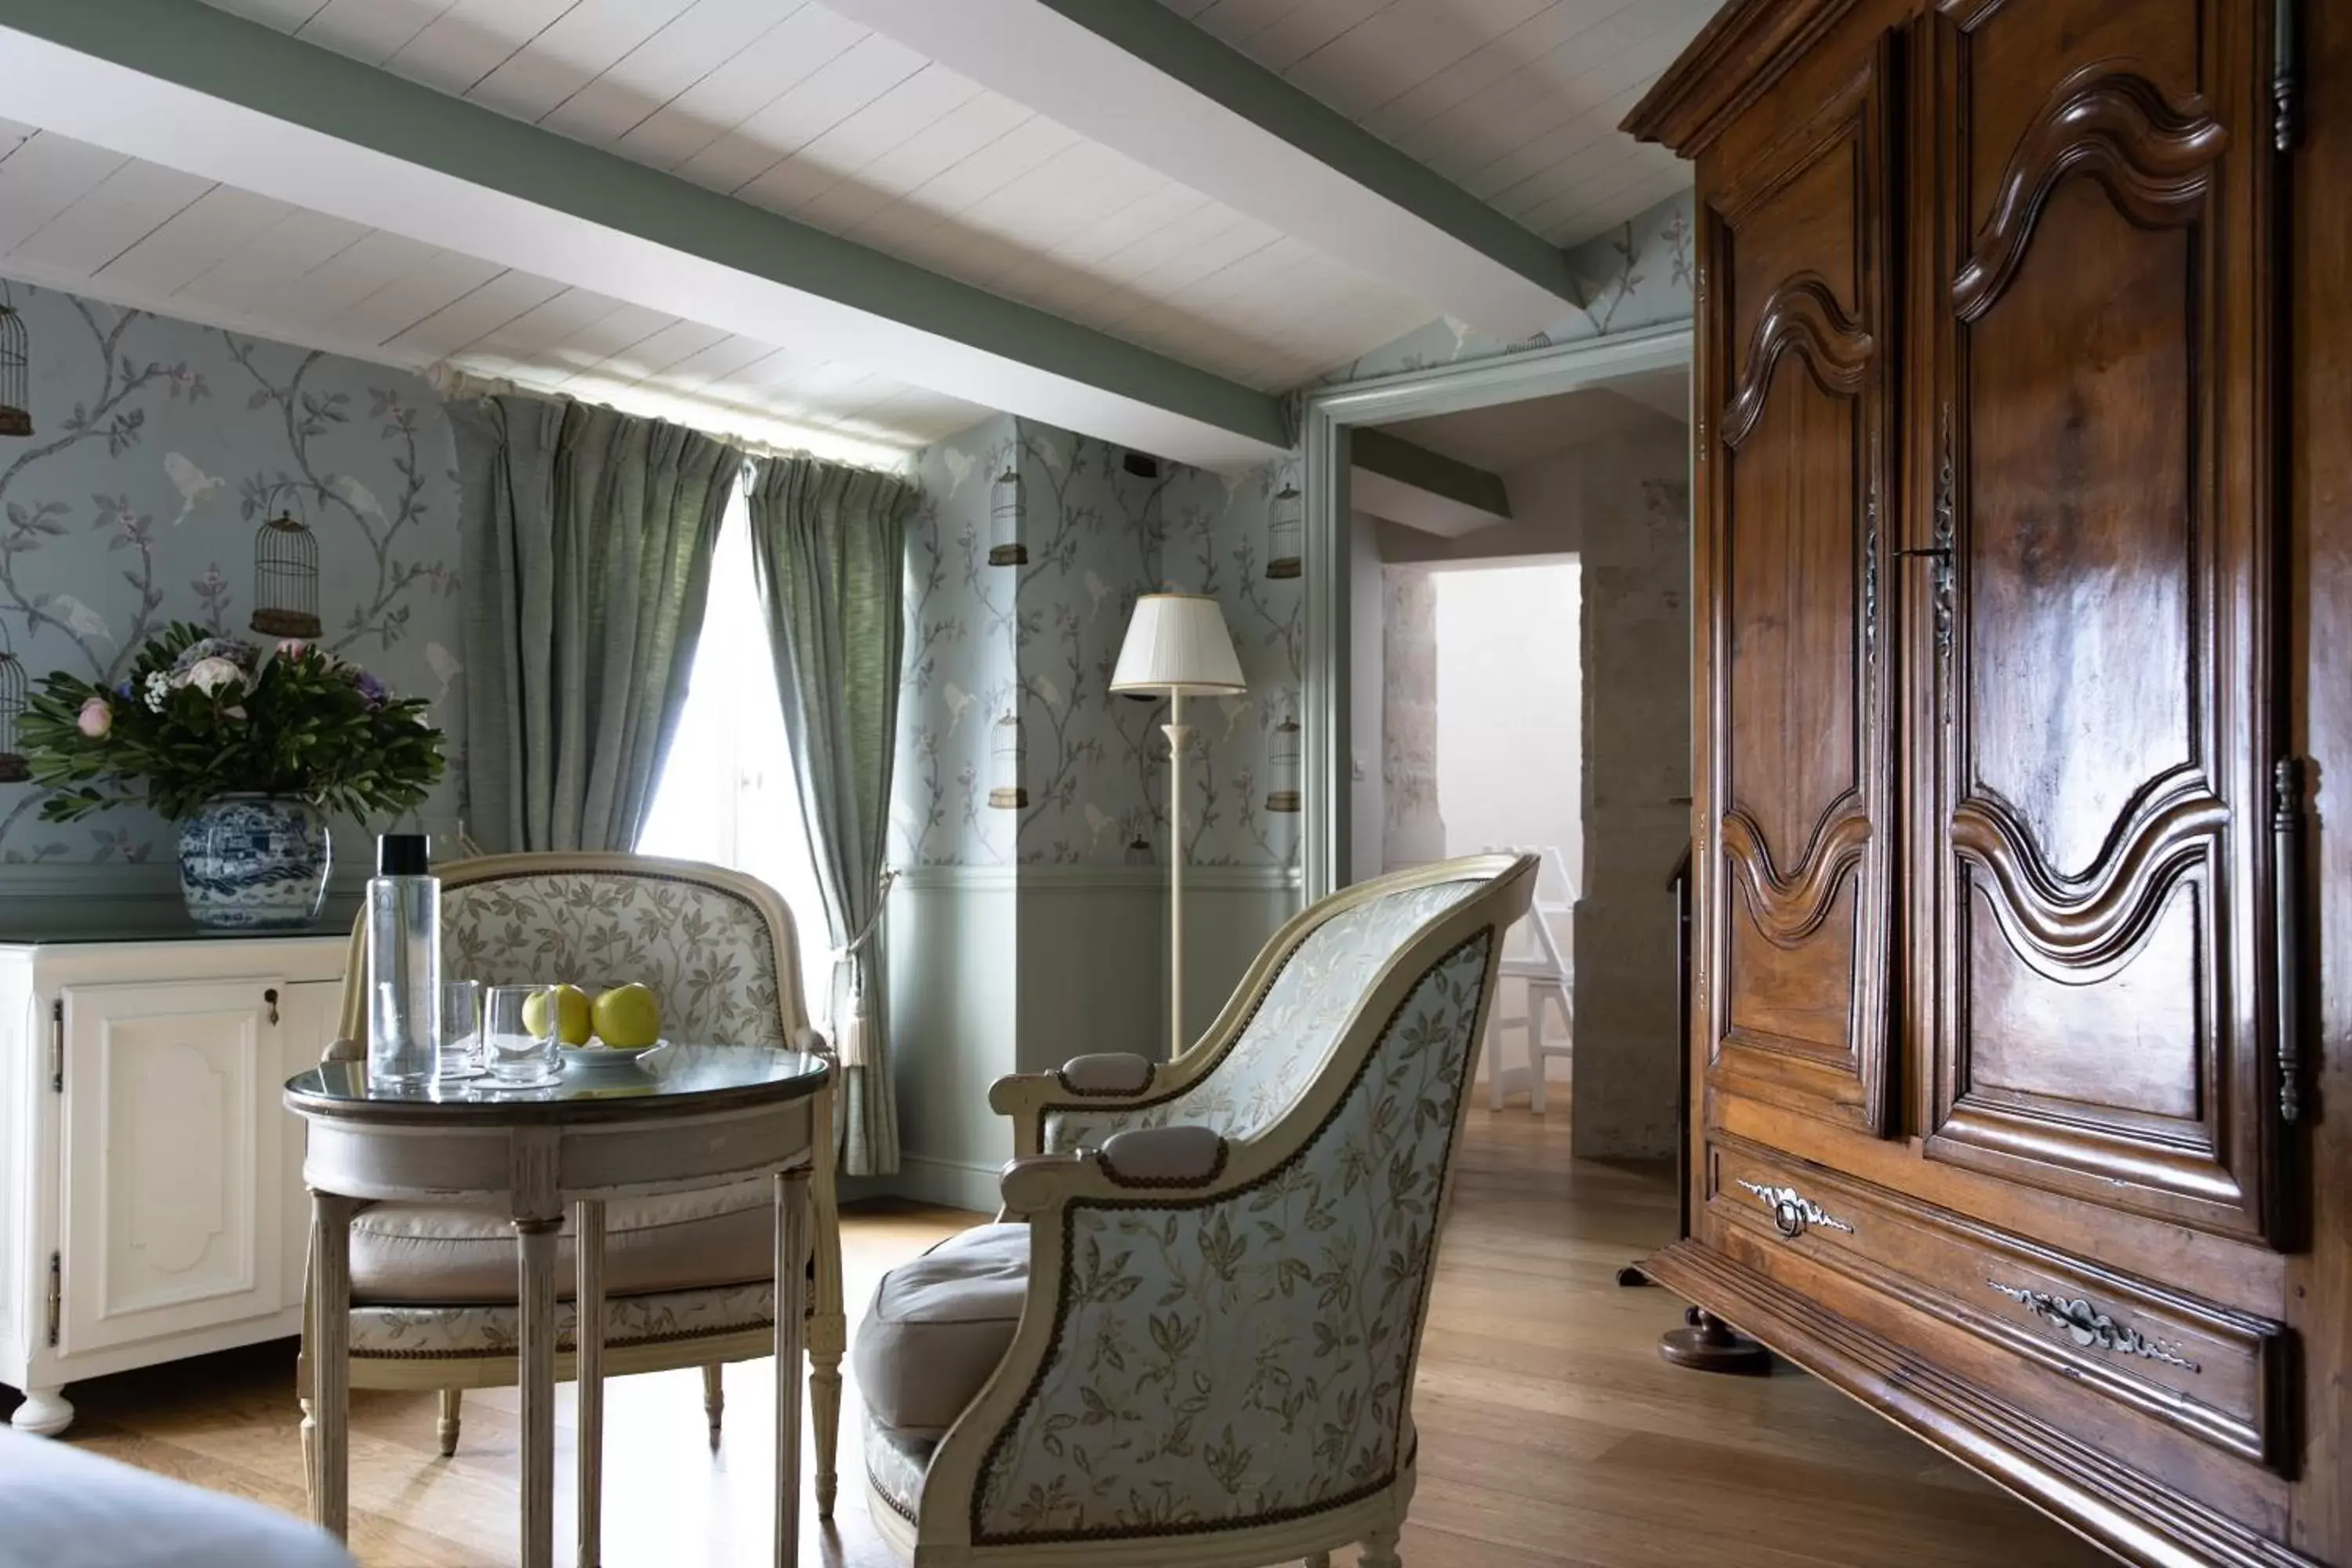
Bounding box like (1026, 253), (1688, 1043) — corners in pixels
(1266, 717), (1301, 812)
(989, 711), (1027, 808)
(1266, 481), (1301, 579)
(989, 463), (1026, 565)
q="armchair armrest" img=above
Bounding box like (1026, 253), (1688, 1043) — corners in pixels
(321, 1036), (363, 1065)
(988, 1051), (1158, 1156)
(997, 1126), (1228, 1217)
(1058, 1052), (1155, 1093)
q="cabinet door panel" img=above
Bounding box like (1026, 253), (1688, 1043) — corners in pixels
(1700, 33), (1898, 1135)
(1922, 0), (2279, 1243)
(60, 979), (283, 1353)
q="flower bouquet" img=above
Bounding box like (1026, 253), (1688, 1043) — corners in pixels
(20, 622), (445, 926)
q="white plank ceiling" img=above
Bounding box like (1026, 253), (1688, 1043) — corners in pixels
(183, 0), (1441, 407)
(5, 1), (1708, 455)
(1160, 0), (1713, 247)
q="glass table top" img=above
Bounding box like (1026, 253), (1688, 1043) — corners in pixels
(286, 1044), (830, 1122)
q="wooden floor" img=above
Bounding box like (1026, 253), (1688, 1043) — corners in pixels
(16, 1107), (2110, 1567)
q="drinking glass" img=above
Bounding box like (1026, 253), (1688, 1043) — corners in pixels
(436, 978), (484, 1082)
(482, 984), (563, 1090)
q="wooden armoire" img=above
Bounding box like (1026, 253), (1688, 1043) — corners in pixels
(1626, 3), (2351, 1565)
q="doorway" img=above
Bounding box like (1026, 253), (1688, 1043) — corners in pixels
(1310, 327), (1693, 1159)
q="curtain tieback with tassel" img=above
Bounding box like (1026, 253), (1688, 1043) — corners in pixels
(826, 867), (898, 1069)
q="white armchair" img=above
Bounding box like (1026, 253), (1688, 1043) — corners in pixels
(851, 854), (1536, 1567)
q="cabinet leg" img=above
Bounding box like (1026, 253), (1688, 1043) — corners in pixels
(1657, 1307), (1772, 1374)
(299, 1396), (315, 1500)
(9, 1386), (72, 1436)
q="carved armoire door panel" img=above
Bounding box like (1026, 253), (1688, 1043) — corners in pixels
(1918, 0), (2282, 1243)
(1700, 32), (1898, 1136)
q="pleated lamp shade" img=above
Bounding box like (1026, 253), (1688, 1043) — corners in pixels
(1109, 593), (1246, 696)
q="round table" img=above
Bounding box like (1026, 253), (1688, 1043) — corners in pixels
(285, 1044), (833, 1568)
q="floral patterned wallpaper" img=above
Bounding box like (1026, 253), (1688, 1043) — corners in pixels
(1322, 191), (1695, 386)
(0, 280), (463, 866)
(894, 415), (1018, 868)
(891, 417), (1301, 869)
(884, 191), (1693, 873)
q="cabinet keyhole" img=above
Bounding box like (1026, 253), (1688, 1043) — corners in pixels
(264, 987), (280, 1025)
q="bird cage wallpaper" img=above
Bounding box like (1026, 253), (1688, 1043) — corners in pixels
(250, 513), (322, 640)
(0, 624), (28, 784)
(989, 711), (1027, 808)
(1265, 718), (1301, 812)
(0, 281), (30, 440)
(1265, 481), (1302, 579)
(988, 463), (1027, 566)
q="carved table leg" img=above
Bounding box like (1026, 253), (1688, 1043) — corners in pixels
(576, 1198), (606, 1568)
(1657, 1306), (1772, 1375)
(436, 1388), (463, 1457)
(308, 1189), (361, 1538)
(775, 1171), (809, 1568)
(514, 1214), (562, 1568)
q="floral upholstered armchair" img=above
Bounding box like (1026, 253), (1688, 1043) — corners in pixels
(302, 852), (849, 1513)
(851, 854), (1535, 1568)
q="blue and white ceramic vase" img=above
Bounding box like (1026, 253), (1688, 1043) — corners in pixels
(177, 793), (331, 929)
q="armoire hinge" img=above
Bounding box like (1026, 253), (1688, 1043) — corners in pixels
(45, 1252), (60, 1347)
(48, 999), (62, 1094)
(2273, 757), (2310, 1123)
(2274, 0), (2301, 153)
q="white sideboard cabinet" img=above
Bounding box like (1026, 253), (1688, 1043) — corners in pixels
(0, 932), (347, 1435)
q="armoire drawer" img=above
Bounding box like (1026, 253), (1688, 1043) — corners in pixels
(1702, 1134), (2290, 1472)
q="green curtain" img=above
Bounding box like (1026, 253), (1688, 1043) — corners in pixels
(748, 454), (915, 1177)
(453, 394), (741, 853)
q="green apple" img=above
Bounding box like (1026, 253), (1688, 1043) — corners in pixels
(523, 984), (593, 1046)
(592, 983), (662, 1049)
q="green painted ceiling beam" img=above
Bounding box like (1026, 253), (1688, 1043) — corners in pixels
(1042, 0), (1580, 314)
(819, 0), (1582, 335)
(0, 0), (1293, 463)
(1351, 427), (1513, 523)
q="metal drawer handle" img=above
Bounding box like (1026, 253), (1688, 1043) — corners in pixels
(265, 987), (280, 1025)
(1737, 1179), (1856, 1240)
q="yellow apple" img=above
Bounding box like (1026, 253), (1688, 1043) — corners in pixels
(592, 983), (662, 1050)
(523, 984), (593, 1046)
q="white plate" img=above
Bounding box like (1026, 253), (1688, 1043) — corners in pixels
(560, 1038), (670, 1070)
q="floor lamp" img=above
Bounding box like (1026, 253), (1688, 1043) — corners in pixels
(1111, 592), (1246, 1058)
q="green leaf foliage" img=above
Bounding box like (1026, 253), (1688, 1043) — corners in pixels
(19, 621), (445, 823)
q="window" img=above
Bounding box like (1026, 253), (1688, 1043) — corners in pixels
(639, 478), (836, 1025)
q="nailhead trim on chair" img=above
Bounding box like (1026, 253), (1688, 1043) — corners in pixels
(966, 927), (1497, 1549)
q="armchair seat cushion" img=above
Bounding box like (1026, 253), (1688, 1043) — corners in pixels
(853, 1223), (1029, 1441)
(350, 1178), (775, 1305)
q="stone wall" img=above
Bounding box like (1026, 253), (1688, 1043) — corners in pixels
(1574, 430), (1692, 1160)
